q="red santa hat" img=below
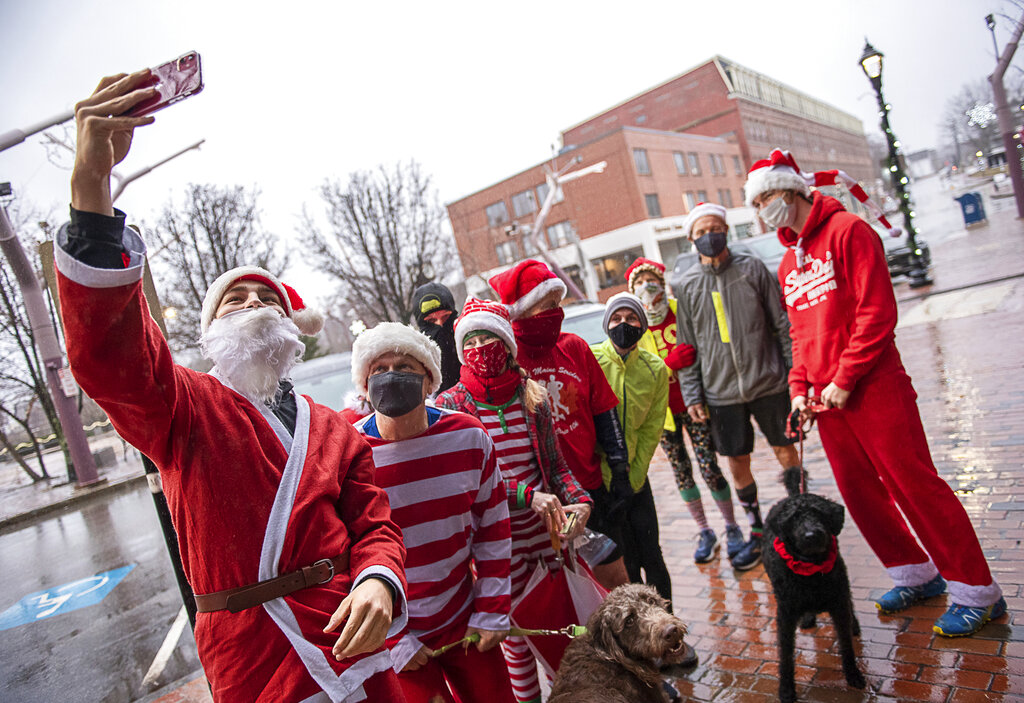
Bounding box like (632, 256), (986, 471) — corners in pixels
(350, 322), (443, 396)
(453, 298), (517, 363)
(624, 257), (666, 292)
(681, 202), (728, 240)
(488, 259), (567, 320)
(201, 266), (325, 336)
(745, 148), (902, 237)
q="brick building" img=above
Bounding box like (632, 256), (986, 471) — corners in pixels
(447, 56), (872, 301)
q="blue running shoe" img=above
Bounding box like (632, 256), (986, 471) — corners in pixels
(730, 535), (762, 571)
(724, 524), (745, 559)
(875, 574), (946, 614)
(694, 529), (719, 564)
(933, 597), (1007, 637)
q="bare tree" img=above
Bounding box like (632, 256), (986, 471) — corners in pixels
(148, 184), (289, 351)
(300, 161), (454, 325)
(939, 74), (1024, 163)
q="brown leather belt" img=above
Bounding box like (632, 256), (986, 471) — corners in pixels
(194, 553), (350, 614)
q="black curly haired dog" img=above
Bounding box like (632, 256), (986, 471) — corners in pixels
(763, 493), (865, 703)
(549, 584), (689, 703)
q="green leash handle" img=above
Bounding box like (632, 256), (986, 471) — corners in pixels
(428, 626), (589, 658)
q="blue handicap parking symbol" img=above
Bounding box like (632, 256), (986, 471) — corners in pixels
(0, 564), (136, 631)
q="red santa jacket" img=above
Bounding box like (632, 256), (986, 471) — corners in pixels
(54, 226), (407, 703)
(777, 193), (904, 399)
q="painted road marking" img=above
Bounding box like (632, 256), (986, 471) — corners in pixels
(0, 564), (136, 630)
(143, 605), (188, 687)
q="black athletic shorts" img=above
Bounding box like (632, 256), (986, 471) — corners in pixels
(707, 390), (797, 457)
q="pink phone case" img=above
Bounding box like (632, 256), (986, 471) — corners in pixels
(126, 51), (203, 117)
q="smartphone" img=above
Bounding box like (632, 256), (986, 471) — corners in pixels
(124, 51), (203, 117)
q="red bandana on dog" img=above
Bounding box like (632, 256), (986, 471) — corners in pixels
(772, 536), (838, 576)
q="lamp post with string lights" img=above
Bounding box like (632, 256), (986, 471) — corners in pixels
(859, 40), (932, 288)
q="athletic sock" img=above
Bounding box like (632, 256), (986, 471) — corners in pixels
(684, 497), (710, 531)
(735, 483), (764, 536)
(710, 486), (737, 527)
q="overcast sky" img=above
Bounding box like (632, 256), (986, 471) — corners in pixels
(0, 0), (1015, 304)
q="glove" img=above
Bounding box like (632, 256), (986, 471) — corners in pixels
(664, 343), (697, 370)
(608, 464), (634, 516)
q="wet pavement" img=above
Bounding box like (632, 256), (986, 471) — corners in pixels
(1, 172), (1021, 701)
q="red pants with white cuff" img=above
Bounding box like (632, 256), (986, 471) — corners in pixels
(396, 617), (516, 703)
(814, 369), (1001, 608)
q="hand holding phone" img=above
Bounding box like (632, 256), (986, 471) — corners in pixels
(123, 51), (203, 117)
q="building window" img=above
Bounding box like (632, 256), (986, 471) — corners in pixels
(496, 240), (519, 265)
(706, 154), (719, 175)
(546, 221), (573, 248)
(718, 189), (734, 207)
(591, 246), (645, 290)
(715, 154), (727, 175)
(511, 189), (538, 218)
(658, 236), (693, 268)
(697, 190), (708, 203)
(733, 155), (743, 175)
(684, 192), (697, 210)
(536, 182), (564, 205)
(633, 148), (652, 176)
(523, 233), (539, 257)
(486, 201), (509, 228)
(673, 151), (687, 175)
(687, 152), (701, 175)
(734, 223), (755, 239)
(645, 193), (662, 218)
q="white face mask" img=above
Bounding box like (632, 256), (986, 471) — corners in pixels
(759, 194), (796, 229)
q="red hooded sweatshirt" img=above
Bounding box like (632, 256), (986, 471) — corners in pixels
(776, 193), (904, 398)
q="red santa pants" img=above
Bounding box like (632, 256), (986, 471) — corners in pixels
(397, 619), (516, 703)
(815, 370), (1000, 607)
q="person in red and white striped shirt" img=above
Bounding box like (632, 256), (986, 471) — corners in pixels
(351, 322), (516, 703)
(436, 299), (593, 703)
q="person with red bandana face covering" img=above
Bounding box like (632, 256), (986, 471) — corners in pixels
(436, 298), (592, 703)
(488, 261), (632, 594)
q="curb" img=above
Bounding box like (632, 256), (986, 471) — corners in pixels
(0, 472), (148, 533)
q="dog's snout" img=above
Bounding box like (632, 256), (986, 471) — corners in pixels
(662, 624), (682, 647)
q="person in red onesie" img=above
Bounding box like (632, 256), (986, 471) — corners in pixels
(57, 70), (408, 701)
(489, 260), (632, 592)
(745, 148), (1006, 637)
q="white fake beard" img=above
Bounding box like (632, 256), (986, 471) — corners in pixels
(200, 308), (305, 405)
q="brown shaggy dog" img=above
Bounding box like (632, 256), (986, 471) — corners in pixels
(548, 584), (688, 703)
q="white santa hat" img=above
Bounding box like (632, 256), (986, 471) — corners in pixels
(453, 298), (517, 363)
(681, 202), (728, 240)
(744, 148), (902, 237)
(488, 259), (567, 320)
(350, 322), (443, 396)
(201, 266), (325, 336)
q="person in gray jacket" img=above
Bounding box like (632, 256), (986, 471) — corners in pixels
(674, 203), (802, 570)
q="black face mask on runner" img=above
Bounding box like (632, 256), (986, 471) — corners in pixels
(608, 322), (645, 350)
(366, 371), (425, 417)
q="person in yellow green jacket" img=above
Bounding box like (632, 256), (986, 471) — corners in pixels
(625, 257), (744, 566)
(590, 292), (673, 605)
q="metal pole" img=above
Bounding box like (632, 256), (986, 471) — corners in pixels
(989, 10), (1024, 219)
(112, 139), (205, 202)
(0, 207), (100, 485)
(0, 110), (75, 152)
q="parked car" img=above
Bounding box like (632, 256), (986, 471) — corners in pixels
(290, 352), (353, 411)
(880, 233), (931, 278)
(561, 302), (607, 344)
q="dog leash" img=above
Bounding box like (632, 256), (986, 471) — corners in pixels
(786, 397), (827, 494)
(428, 625), (588, 657)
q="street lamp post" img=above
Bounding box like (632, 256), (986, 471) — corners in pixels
(986, 11), (1024, 219)
(859, 40), (933, 289)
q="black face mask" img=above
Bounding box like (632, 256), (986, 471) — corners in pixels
(694, 231), (728, 257)
(608, 322), (645, 350)
(366, 371), (425, 417)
